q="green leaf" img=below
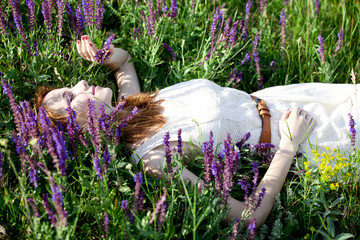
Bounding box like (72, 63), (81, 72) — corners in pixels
(334, 233), (354, 240)
(316, 229), (332, 240)
(327, 218), (335, 238)
(330, 197), (345, 208)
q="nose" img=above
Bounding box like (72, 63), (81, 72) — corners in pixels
(72, 80), (89, 94)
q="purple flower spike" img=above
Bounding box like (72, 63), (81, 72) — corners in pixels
(314, 0), (319, 15)
(259, 0), (268, 14)
(242, 0), (252, 41)
(270, 60), (276, 70)
(92, 153), (103, 179)
(228, 20), (239, 48)
(82, 0), (93, 26)
(103, 211), (109, 236)
(27, 198), (40, 218)
(177, 128), (183, 158)
(254, 187), (266, 211)
(0, 5), (7, 35)
(33, 38), (39, 56)
(0, 152), (3, 178)
(334, 27), (344, 55)
(147, 0), (156, 35)
(169, 0), (178, 20)
(230, 218), (240, 240)
(240, 50), (251, 65)
(10, 0), (32, 55)
(57, 0), (65, 36)
(26, 0), (36, 31)
(317, 35), (326, 63)
(41, 0), (53, 40)
(133, 172), (143, 212)
(163, 43), (176, 62)
(95, 0), (104, 29)
(103, 146), (111, 172)
(228, 68), (237, 83)
(202, 131), (214, 185)
(348, 113), (356, 149)
(87, 99), (102, 153)
(95, 34), (116, 64)
(191, 0), (196, 14)
(121, 200), (134, 222)
(42, 194), (57, 226)
(248, 218), (256, 240)
(236, 132), (251, 149)
(75, 5), (85, 36)
(162, 0), (168, 15)
(163, 132), (173, 180)
(65, 2), (76, 32)
(284, 0), (289, 5)
(279, 9), (286, 49)
(149, 187), (167, 228)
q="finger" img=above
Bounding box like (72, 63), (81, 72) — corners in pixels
(87, 42), (97, 62)
(77, 39), (87, 59)
(81, 35), (92, 61)
(280, 109), (291, 122)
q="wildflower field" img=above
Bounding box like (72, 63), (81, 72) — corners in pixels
(1, 0), (360, 239)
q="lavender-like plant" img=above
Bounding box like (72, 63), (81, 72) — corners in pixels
(348, 113), (356, 149)
(65, 2), (76, 32)
(92, 153), (103, 179)
(57, 0), (65, 36)
(9, 0), (32, 54)
(191, 0), (196, 14)
(248, 217), (256, 239)
(252, 32), (262, 89)
(42, 0), (53, 39)
(284, 0), (289, 5)
(95, 0), (104, 29)
(26, 0), (36, 31)
(163, 132), (173, 179)
(230, 218), (240, 240)
(177, 128), (183, 158)
(242, 0), (252, 41)
(334, 27), (344, 55)
(75, 5), (85, 36)
(202, 131), (214, 185)
(314, 0), (319, 15)
(162, 0), (168, 15)
(87, 99), (102, 153)
(95, 34), (115, 64)
(163, 43), (176, 62)
(147, 0), (156, 35)
(33, 38), (39, 56)
(103, 146), (111, 171)
(82, 0), (93, 26)
(133, 172), (143, 212)
(103, 211), (109, 237)
(121, 200), (134, 222)
(0, 152), (3, 178)
(169, 0), (178, 20)
(236, 132), (251, 149)
(27, 198), (40, 218)
(149, 187), (167, 227)
(279, 9), (286, 50)
(259, 0), (267, 14)
(317, 35), (325, 63)
(0, 4), (6, 34)
(42, 194), (57, 226)
(228, 20), (239, 48)
(240, 50), (251, 65)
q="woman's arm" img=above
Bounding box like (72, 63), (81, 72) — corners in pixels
(76, 35), (141, 100)
(140, 107), (314, 227)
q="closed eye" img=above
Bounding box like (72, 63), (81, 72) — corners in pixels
(63, 91), (73, 102)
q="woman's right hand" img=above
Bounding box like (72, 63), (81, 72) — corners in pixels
(278, 107), (315, 152)
(76, 35), (130, 71)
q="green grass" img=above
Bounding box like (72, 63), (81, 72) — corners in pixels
(0, 0), (360, 239)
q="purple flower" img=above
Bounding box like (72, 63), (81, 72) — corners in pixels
(251, 143), (275, 164)
(92, 153), (103, 179)
(33, 38), (39, 56)
(314, 0), (319, 15)
(133, 172), (143, 212)
(284, 0), (289, 5)
(41, 0), (53, 39)
(348, 113), (356, 149)
(10, 0), (32, 55)
(95, 0), (104, 29)
(163, 43), (176, 62)
(103, 146), (111, 171)
(26, 0), (36, 31)
(279, 9), (286, 49)
(27, 198), (40, 218)
(0, 152), (3, 178)
(248, 218), (256, 240)
(191, 0), (196, 14)
(57, 0), (65, 36)
(149, 187), (167, 227)
(87, 99), (102, 153)
(0, 4), (7, 35)
(65, 2), (76, 32)
(254, 187), (266, 210)
(103, 211), (109, 236)
(238, 179), (251, 204)
(162, 0), (168, 14)
(270, 60), (276, 70)
(318, 35), (326, 63)
(230, 218), (240, 240)
(163, 132), (173, 180)
(29, 164), (39, 188)
(177, 128), (183, 158)
(210, 7), (221, 49)
(229, 68), (237, 83)
(221, 18), (232, 43)
(334, 27), (344, 55)
(236, 132), (251, 149)
(242, 0), (252, 41)
(75, 5), (85, 36)
(133, 27), (141, 40)
(240, 50), (251, 65)
(42, 194), (57, 226)
(121, 200), (134, 222)
(169, 0), (178, 20)
(259, 0), (267, 14)
(95, 34), (115, 64)
(147, 0), (156, 35)
(82, 0), (93, 26)
(228, 20), (239, 48)
(222, 134), (239, 203)
(202, 131), (214, 185)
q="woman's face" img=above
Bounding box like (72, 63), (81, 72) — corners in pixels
(42, 80), (114, 125)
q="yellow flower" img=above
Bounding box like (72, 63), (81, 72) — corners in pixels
(329, 182), (339, 190)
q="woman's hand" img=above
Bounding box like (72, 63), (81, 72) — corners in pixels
(76, 35), (130, 71)
(278, 107), (315, 152)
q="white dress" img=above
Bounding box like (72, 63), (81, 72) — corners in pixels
(131, 79), (359, 165)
